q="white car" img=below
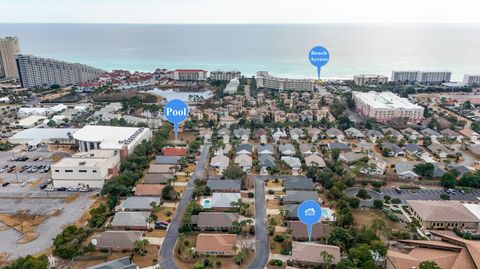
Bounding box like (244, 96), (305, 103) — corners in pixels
(20, 182), (27, 187)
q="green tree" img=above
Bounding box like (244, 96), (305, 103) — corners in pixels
(134, 238), (149, 255)
(419, 260), (442, 269)
(373, 199), (384, 209)
(223, 164), (247, 179)
(441, 172), (457, 188)
(413, 163), (435, 178)
(3, 255), (48, 269)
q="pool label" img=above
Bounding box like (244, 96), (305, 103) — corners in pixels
(164, 99), (189, 140)
(309, 46), (330, 79)
(297, 200), (322, 241)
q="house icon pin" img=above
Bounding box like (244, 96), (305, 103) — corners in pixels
(304, 208), (316, 217)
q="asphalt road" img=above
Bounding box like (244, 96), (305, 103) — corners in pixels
(159, 143), (210, 269)
(247, 176), (269, 269)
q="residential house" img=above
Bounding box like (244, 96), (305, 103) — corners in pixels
(304, 153), (326, 168)
(299, 144), (314, 156)
(383, 127), (404, 140)
(195, 234), (237, 256)
(134, 184), (164, 197)
(394, 163), (419, 180)
(441, 128), (463, 141)
(199, 129), (213, 142)
(402, 127), (421, 140)
(326, 127), (344, 140)
(235, 154), (252, 171)
(206, 179), (241, 193)
(236, 143), (253, 155)
(272, 128), (287, 141)
(338, 152), (366, 165)
(210, 155), (230, 173)
(307, 127), (321, 141)
(193, 212), (239, 231)
(279, 144), (296, 156)
(421, 128), (443, 141)
(121, 197), (161, 211)
(404, 144), (424, 157)
(367, 130), (384, 141)
(218, 127), (230, 137)
(155, 156), (181, 165)
(326, 142), (351, 152)
(448, 164), (472, 177)
(382, 142), (405, 157)
(283, 190), (319, 204)
(345, 127), (364, 139)
(234, 128), (250, 143)
(257, 144), (274, 155)
(284, 177), (314, 191)
(274, 110), (286, 122)
(162, 147), (187, 157)
(290, 242), (341, 267)
(460, 128), (479, 142)
(255, 128), (268, 143)
(290, 128), (305, 141)
(428, 143), (454, 158)
(219, 115), (237, 127)
(259, 154), (276, 174)
(288, 221), (331, 241)
(467, 144), (480, 158)
(281, 156), (302, 171)
(211, 192), (241, 211)
(94, 231), (143, 251)
(360, 157), (386, 175)
(148, 164), (178, 175)
(110, 212), (150, 230)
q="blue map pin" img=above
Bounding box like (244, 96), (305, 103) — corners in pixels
(297, 200), (322, 241)
(309, 46), (330, 79)
(164, 99), (189, 140)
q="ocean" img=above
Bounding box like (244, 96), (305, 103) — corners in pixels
(1, 23), (479, 80)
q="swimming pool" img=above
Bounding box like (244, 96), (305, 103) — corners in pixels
(202, 198), (212, 209)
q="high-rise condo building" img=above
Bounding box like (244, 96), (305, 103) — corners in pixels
(255, 71), (315, 91)
(463, 75), (480, 87)
(0, 36), (21, 79)
(210, 70), (241, 81)
(391, 71), (451, 85)
(16, 54), (104, 88)
(167, 69), (208, 81)
(353, 74), (388, 86)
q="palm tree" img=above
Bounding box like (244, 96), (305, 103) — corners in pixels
(370, 218), (386, 237)
(320, 250), (334, 269)
(134, 239), (149, 256)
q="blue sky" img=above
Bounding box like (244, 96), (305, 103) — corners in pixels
(2, 0), (480, 24)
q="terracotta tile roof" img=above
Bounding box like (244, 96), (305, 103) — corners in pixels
(195, 234), (237, 254)
(162, 147), (187, 156)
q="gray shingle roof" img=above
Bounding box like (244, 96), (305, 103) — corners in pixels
(87, 257), (137, 269)
(284, 177), (314, 190)
(257, 144), (274, 155)
(155, 155), (181, 165)
(206, 179), (241, 192)
(122, 197), (161, 211)
(236, 143), (253, 154)
(259, 154), (276, 168)
(111, 212), (149, 228)
(95, 231), (143, 250)
(196, 212), (239, 228)
(283, 191), (318, 204)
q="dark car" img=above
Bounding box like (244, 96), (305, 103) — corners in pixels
(57, 187), (66, 191)
(155, 223), (168, 230)
(2, 182), (10, 187)
(40, 184), (48, 189)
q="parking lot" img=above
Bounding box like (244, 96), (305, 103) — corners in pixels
(382, 188), (480, 202)
(0, 147), (52, 187)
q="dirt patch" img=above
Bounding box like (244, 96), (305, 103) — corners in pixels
(266, 199), (280, 209)
(266, 179), (283, 188)
(156, 207), (176, 222)
(31, 178), (45, 188)
(64, 193), (80, 203)
(353, 208), (405, 239)
(17, 231), (39, 244)
(145, 229), (167, 238)
(0, 211), (59, 243)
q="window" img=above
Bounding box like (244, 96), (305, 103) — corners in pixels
(65, 170), (73, 172)
(79, 170), (87, 173)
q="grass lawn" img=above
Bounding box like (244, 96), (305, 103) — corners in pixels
(156, 207), (176, 222)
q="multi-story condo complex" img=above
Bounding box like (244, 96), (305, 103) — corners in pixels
(352, 91), (424, 123)
(464, 75), (480, 86)
(353, 74), (388, 86)
(210, 70), (241, 81)
(167, 69), (208, 81)
(0, 36), (21, 79)
(16, 54), (104, 88)
(256, 71), (315, 91)
(391, 71), (451, 85)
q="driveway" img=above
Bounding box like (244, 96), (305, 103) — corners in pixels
(159, 143), (210, 269)
(247, 176), (269, 269)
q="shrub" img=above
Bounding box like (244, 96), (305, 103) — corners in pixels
(269, 259), (283, 266)
(268, 190), (275, 195)
(248, 192), (254, 198)
(357, 188), (371, 200)
(371, 181), (383, 188)
(391, 198), (401, 204)
(280, 249), (290, 255)
(349, 197), (360, 208)
(440, 193), (450, 200)
(373, 199), (384, 209)
(193, 261), (204, 269)
(273, 234), (285, 242)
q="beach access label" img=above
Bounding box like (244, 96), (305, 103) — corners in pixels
(309, 46), (330, 79)
(164, 99), (189, 140)
(297, 199), (322, 241)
